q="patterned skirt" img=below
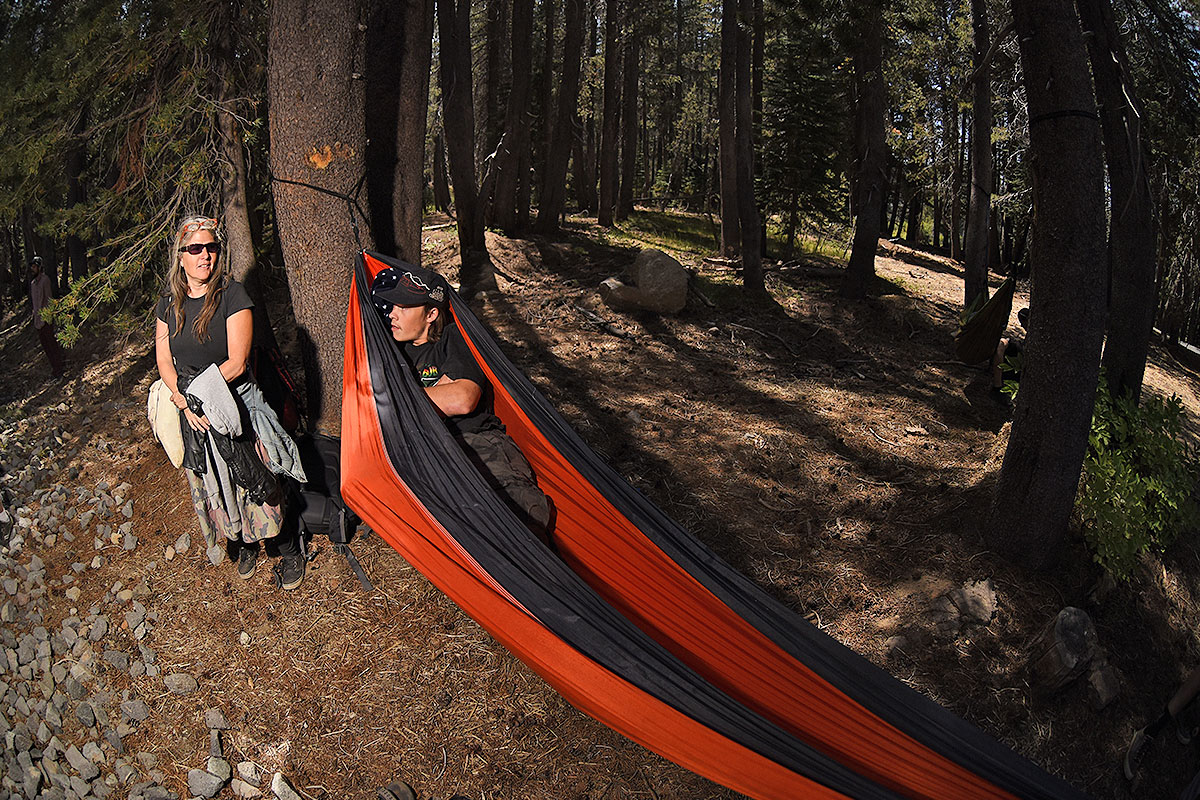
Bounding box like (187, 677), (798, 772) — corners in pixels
(184, 469), (282, 548)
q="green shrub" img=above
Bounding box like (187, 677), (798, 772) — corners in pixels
(1078, 380), (1200, 580)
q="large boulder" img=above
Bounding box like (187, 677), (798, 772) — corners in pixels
(599, 249), (688, 314)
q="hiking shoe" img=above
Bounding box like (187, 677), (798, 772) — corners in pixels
(236, 543), (259, 580)
(275, 554), (305, 590)
(1125, 727), (1151, 780)
(1179, 722), (1199, 746)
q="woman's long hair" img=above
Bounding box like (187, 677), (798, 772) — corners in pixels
(168, 215), (228, 341)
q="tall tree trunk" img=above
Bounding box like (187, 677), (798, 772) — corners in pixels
(597, 0), (622, 227)
(905, 189), (923, 245)
(963, 0), (992, 307)
(1079, 0), (1157, 401)
(984, 0), (1107, 569)
(481, 0), (507, 168)
(365, 0), (434, 263)
(433, 131), (451, 212)
(212, 3), (257, 286)
(734, 0), (763, 293)
(540, 0), (556, 202)
(950, 107), (965, 259)
(437, 0), (496, 294)
(717, 0), (740, 256)
(491, 0), (534, 233)
(535, 0), (584, 234)
(840, 0), (888, 299)
(617, 20), (639, 221)
(932, 195), (943, 249)
(65, 106), (89, 283)
(268, 0), (374, 435)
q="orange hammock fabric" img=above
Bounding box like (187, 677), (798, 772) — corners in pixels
(340, 251), (1087, 800)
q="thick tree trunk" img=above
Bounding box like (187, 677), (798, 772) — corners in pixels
(65, 107), (89, 283)
(481, 0), (507, 168)
(717, 0), (740, 256)
(985, 0), (1107, 569)
(841, 0), (888, 300)
(1079, 0), (1157, 401)
(365, 0), (434, 263)
(905, 189), (923, 245)
(735, 0), (763, 293)
(964, 0), (992, 307)
(534, 0), (585, 233)
(437, 0), (496, 294)
(491, 0), (534, 233)
(932, 196), (943, 249)
(268, 0), (374, 435)
(616, 24), (639, 221)
(433, 132), (451, 212)
(540, 0), (556, 198)
(597, 0), (622, 227)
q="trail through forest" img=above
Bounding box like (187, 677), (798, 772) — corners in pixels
(2, 213), (1200, 799)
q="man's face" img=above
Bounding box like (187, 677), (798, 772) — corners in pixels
(388, 304), (436, 344)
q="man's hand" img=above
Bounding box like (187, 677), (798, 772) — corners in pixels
(424, 375), (482, 418)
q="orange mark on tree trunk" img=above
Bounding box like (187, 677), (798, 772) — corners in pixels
(306, 143), (354, 170)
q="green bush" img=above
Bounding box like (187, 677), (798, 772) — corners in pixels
(1078, 381), (1200, 580)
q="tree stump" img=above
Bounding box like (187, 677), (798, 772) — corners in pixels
(1029, 606), (1099, 693)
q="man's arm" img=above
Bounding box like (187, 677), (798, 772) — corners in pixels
(424, 374), (482, 418)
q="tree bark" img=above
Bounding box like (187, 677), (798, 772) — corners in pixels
(951, 107), (965, 260)
(597, 0), (622, 227)
(985, 0), (1108, 569)
(717, 0), (740, 256)
(841, 0), (888, 299)
(735, 0), (763, 293)
(963, 0), (992, 307)
(905, 189), (923, 245)
(491, 0), (534, 233)
(1079, 0), (1157, 401)
(535, 0), (585, 234)
(65, 107), (89, 283)
(616, 22), (639, 221)
(433, 131), (451, 212)
(437, 0), (496, 294)
(268, 0), (374, 435)
(365, 0), (434, 263)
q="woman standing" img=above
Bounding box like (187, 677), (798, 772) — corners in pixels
(154, 215), (306, 589)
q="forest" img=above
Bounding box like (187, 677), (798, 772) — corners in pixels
(2, 0), (1200, 794)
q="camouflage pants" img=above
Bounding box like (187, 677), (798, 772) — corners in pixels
(456, 429), (553, 545)
(185, 469), (282, 548)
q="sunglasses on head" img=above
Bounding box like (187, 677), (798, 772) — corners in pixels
(181, 218), (218, 234)
(179, 242), (221, 256)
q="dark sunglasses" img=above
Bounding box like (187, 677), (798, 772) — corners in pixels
(179, 242), (221, 256)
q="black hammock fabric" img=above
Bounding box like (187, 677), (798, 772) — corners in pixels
(341, 250), (1088, 800)
(956, 278), (1017, 364)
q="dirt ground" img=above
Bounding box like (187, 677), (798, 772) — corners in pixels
(3, 213), (1200, 800)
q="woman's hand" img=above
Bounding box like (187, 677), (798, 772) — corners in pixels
(171, 391), (187, 410)
(183, 407), (211, 432)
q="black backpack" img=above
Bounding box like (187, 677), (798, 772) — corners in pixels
(294, 433), (373, 590)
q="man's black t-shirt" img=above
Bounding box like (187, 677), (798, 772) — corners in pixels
(155, 281), (253, 376)
(403, 322), (502, 436)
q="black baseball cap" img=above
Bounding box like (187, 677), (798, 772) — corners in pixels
(371, 264), (448, 315)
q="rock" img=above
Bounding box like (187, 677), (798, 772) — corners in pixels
(103, 650), (130, 672)
(82, 741), (105, 763)
(599, 249), (689, 314)
(120, 699), (150, 723)
(116, 589), (134, 603)
(207, 545), (225, 566)
(948, 579), (998, 624)
(116, 760), (139, 784)
(239, 631), (251, 646)
(164, 546), (175, 562)
(236, 762), (261, 786)
(65, 743), (100, 780)
(231, 778), (264, 798)
(206, 757), (231, 782)
(64, 588), (80, 602)
(125, 604), (146, 631)
(163, 673), (198, 695)
(187, 768), (226, 799)
(884, 635), (909, 657)
(204, 709), (231, 731)
(209, 729), (223, 758)
(924, 595), (962, 638)
(121, 502), (133, 519)
(1029, 607), (1099, 693)
(122, 533), (137, 551)
(270, 772), (301, 800)
(1088, 660), (1122, 710)
(87, 616), (109, 642)
(175, 533), (191, 553)
(136, 752), (158, 769)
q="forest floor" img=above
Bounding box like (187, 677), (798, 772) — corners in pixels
(3, 209), (1200, 800)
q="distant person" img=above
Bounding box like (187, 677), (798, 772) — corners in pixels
(990, 307), (1028, 404)
(370, 264), (554, 545)
(154, 215), (306, 589)
(1124, 664), (1200, 782)
(29, 256), (65, 380)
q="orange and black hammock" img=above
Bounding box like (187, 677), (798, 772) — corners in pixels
(341, 251), (1087, 800)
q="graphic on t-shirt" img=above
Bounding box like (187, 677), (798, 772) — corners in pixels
(417, 364), (441, 387)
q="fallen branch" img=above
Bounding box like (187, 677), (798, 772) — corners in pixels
(867, 427), (902, 447)
(728, 322), (801, 355)
(574, 305), (630, 338)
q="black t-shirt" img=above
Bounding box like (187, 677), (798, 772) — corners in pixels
(403, 322), (502, 436)
(155, 281), (254, 377)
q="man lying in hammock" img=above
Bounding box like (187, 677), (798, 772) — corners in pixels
(370, 264), (555, 546)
